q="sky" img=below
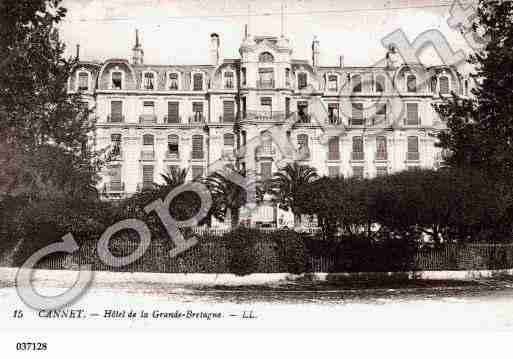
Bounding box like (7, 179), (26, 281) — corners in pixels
(58, 0), (476, 68)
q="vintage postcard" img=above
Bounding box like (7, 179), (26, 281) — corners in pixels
(1, 0), (512, 356)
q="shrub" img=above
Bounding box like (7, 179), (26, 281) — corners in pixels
(224, 228), (259, 276)
(271, 230), (307, 274)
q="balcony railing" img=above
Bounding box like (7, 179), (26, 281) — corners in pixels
(104, 181), (125, 193)
(404, 117), (421, 126)
(191, 151), (205, 160)
(296, 113), (312, 124)
(164, 115), (182, 124)
(328, 115), (342, 125)
(165, 151), (180, 160)
(328, 152), (340, 161)
(245, 111), (286, 121)
(139, 114), (157, 124)
(219, 115), (235, 123)
(375, 151), (388, 161)
(257, 79), (275, 89)
(107, 115), (125, 123)
(407, 152), (420, 161)
(140, 150), (155, 161)
(349, 118), (365, 127)
(189, 115), (206, 124)
(351, 152), (365, 161)
(256, 146), (276, 158)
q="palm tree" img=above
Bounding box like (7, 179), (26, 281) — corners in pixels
(268, 162), (318, 228)
(202, 166), (248, 228)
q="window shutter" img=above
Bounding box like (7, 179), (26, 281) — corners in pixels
(223, 133), (235, 146)
(142, 165), (154, 185)
(168, 102), (179, 123)
(223, 100), (235, 122)
(406, 103), (419, 125)
(352, 103), (364, 126)
(408, 136), (419, 153)
(192, 135), (203, 156)
(143, 134), (154, 146)
(352, 136), (363, 153)
(111, 101), (122, 122)
(439, 76), (449, 94)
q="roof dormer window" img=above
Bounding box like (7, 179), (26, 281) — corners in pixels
(327, 75), (338, 92)
(143, 72), (155, 90)
(112, 71), (122, 90)
(168, 72), (179, 90)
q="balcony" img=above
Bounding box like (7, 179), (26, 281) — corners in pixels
(104, 181), (125, 193)
(107, 115), (125, 123)
(139, 114), (157, 124)
(191, 151), (205, 160)
(245, 111), (286, 122)
(375, 151), (388, 161)
(165, 151), (180, 161)
(349, 118), (365, 127)
(189, 115), (206, 124)
(328, 152), (340, 161)
(407, 152), (420, 161)
(296, 113), (312, 124)
(404, 118), (421, 126)
(351, 152), (365, 161)
(140, 150), (155, 161)
(219, 115), (235, 123)
(257, 79), (275, 89)
(256, 146), (276, 159)
(164, 115), (182, 124)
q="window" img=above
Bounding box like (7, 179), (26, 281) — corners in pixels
(142, 165), (154, 189)
(407, 74), (417, 92)
(224, 72), (234, 89)
(352, 136), (364, 161)
(110, 101), (123, 122)
(192, 102), (204, 122)
(374, 103), (386, 126)
(223, 100), (235, 122)
(141, 101), (155, 124)
(224, 133), (235, 147)
(328, 75), (338, 91)
(376, 136), (387, 160)
(351, 103), (364, 126)
(78, 72), (89, 91)
(352, 74), (362, 93)
(144, 72), (155, 90)
(297, 101), (309, 123)
(328, 166), (340, 178)
(143, 134), (154, 146)
(297, 134), (309, 159)
(465, 80), (469, 96)
(328, 136), (340, 160)
(376, 167), (388, 177)
(191, 166), (204, 179)
(328, 103), (339, 124)
(407, 136), (420, 161)
(167, 102), (179, 123)
(285, 68), (291, 87)
(375, 74), (385, 92)
(169, 73), (179, 90)
(260, 162), (272, 180)
(112, 72), (122, 90)
(439, 75), (450, 94)
(352, 166), (364, 179)
(258, 52), (274, 63)
(193, 73), (203, 91)
(241, 67), (247, 86)
(406, 103), (419, 125)
(430, 76), (438, 93)
(110, 165), (122, 186)
(298, 73), (308, 89)
(167, 134), (179, 157)
(192, 134), (204, 159)
(258, 68), (274, 88)
(261, 131), (273, 154)
(111, 134), (122, 157)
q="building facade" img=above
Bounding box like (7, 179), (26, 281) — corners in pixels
(69, 31), (469, 227)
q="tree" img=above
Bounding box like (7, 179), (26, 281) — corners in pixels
(202, 167), (249, 228)
(268, 162), (318, 228)
(434, 0), (513, 178)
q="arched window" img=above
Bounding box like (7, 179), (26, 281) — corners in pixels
(168, 72), (179, 90)
(407, 74), (417, 92)
(352, 74), (362, 93)
(439, 75), (450, 94)
(111, 71), (123, 90)
(258, 52), (274, 63)
(78, 71), (89, 91)
(375, 74), (385, 92)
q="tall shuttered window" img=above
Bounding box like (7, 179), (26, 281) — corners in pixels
(110, 101), (123, 122)
(167, 134), (179, 157)
(406, 103), (419, 125)
(224, 133), (235, 147)
(167, 102), (179, 123)
(351, 103), (364, 126)
(193, 73), (203, 90)
(142, 165), (154, 189)
(439, 76), (450, 94)
(328, 136), (340, 160)
(192, 135), (203, 159)
(223, 100), (235, 123)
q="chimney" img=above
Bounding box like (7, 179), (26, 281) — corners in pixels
(76, 44), (80, 60)
(312, 36), (320, 68)
(339, 55), (344, 68)
(210, 33), (220, 66)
